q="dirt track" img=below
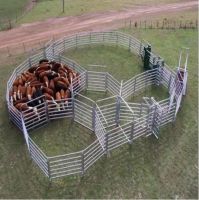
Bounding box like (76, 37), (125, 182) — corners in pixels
(0, 1), (197, 50)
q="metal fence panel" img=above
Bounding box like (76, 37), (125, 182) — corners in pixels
(84, 140), (104, 171)
(47, 98), (73, 120)
(95, 109), (107, 150)
(48, 151), (82, 178)
(28, 137), (49, 177)
(22, 97), (48, 131)
(87, 71), (106, 92)
(74, 98), (93, 130)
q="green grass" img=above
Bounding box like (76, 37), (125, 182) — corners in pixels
(30, 119), (96, 156)
(19, 0), (181, 23)
(0, 0), (28, 20)
(0, 29), (197, 198)
(64, 45), (143, 82)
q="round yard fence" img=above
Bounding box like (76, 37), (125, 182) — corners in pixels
(6, 31), (188, 179)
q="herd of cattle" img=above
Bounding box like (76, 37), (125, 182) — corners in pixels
(9, 59), (80, 112)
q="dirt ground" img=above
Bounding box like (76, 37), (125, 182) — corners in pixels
(0, 0), (197, 53)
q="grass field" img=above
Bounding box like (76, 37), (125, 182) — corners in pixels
(65, 45), (143, 81)
(0, 0), (28, 20)
(0, 28), (197, 198)
(19, 0), (181, 23)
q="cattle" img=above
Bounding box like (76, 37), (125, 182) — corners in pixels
(10, 60), (77, 113)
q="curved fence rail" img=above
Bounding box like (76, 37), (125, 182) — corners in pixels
(6, 31), (186, 179)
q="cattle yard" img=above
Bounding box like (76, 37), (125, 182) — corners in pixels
(6, 31), (188, 179)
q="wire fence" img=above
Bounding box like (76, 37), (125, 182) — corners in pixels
(1, 18), (197, 59)
(124, 19), (198, 30)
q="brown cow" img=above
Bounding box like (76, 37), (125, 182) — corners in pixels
(49, 79), (55, 91)
(43, 76), (49, 88)
(42, 86), (54, 97)
(26, 86), (32, 101)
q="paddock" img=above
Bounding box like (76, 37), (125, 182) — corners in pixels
(6, 31), (188, 179)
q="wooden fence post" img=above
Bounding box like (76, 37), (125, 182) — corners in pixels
(8, 19), (12, 29)
(23, 43), (26, 53)
(135, 21), (137, 28)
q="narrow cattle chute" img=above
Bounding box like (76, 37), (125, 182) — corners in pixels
(6, 31), (188, 179)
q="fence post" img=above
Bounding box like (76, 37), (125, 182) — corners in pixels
(8, 19), (12, 29)
(145, 71), (148, 94)
(85, 71), (88, 90)
(52, 42), (55, 57)
(135, 21), (137, 28)
(105, 133), (109, 155)
(28, 56), (32, 68)
(43, 46), (46, 58)
(92, 104), (96, 132)
(81, 151), (85, 176)
(129, 122), (134, 144)
(63, 37), (65, 51)
(89, 32), (91, 45)
(23, 43), (26, 53)
(128, 38), (131, 51)
(132, 77), (136, 99)
(151, 103), (159, 138)
(7, 46), (11, 57)
(58, 54), (61, 63)
(105, 73), (108, 92)
(120, 80), (123, 97)
(21, 113), (30, 151)
(144, 21), (146, 29)
(115, 96), (121, 126)
(139, 102), (143, 117)
(71, 62), (75, 72)
(47, 159), (51, 180)
(168, 73), (172, 91)
(76, 34), (78, 49)
(146, 105), (152, 135)
(116, 32), (118, 46)
(139, 43), (143, 57)
(159, 65), (164, 86)
(172, 103), (177, 123)
(45, 100), (49, 122)
(158, 59), (164, 85)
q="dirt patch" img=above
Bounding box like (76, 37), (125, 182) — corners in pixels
(0, 1), (197, 53)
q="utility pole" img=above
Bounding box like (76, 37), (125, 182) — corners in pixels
(62, 0), (65, 13)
